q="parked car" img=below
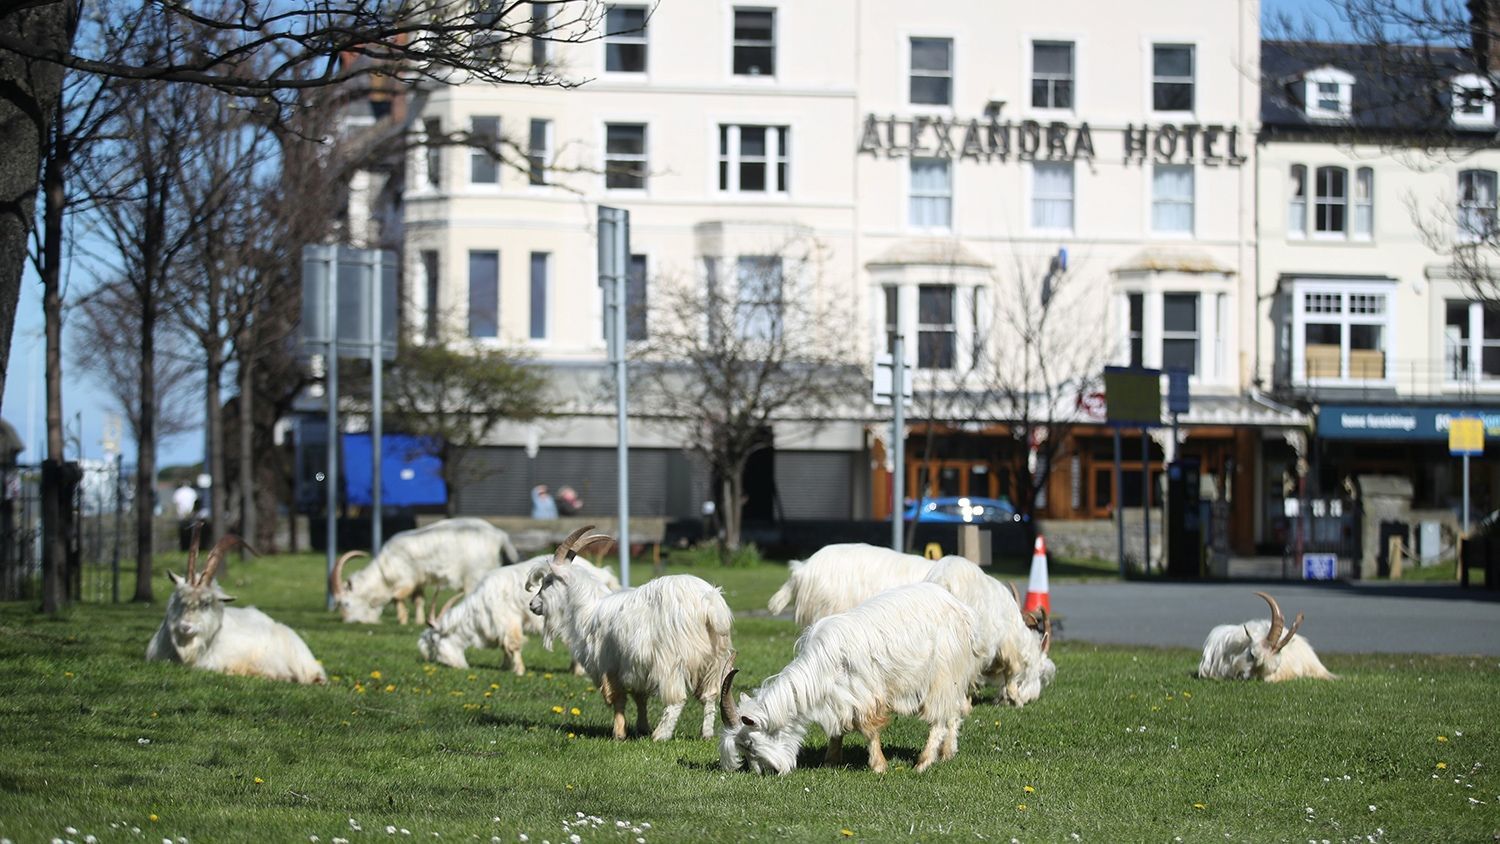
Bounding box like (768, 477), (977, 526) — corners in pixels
(903, 496), (1024, 525)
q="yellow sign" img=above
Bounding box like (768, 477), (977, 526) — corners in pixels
(924, 543), (944, 560)
(1450, 417), (1485, 455)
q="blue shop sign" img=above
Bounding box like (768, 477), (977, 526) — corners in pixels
(1317, 405), (1500, 441)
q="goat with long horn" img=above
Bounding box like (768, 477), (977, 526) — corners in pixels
(330, 517), (522, 624)
(1196, 591), (1335, 682)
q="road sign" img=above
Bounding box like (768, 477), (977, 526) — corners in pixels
(872, 352), (914, 407)
(1449, 416), (1484, 456)
(1166, 369), (1190, 415)
(1103, 366), (1161, 426)
(1302, 552), (1338, 581)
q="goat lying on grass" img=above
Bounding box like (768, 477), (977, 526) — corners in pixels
(1197, 591), (1335, 682)
(146, 530), (326, 685)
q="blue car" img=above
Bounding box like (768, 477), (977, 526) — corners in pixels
(903, 496), (1023, 525)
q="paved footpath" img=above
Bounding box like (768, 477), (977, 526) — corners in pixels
(1050, 580), (1500, 656)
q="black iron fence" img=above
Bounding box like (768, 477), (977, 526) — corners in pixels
(1282, 496), (1363, 579)
(0, 460), (135, 604)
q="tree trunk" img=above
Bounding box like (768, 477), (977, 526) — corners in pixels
(132, 286), (157, 602)
(721, 473), (743, 554)
(40, 102), (69, 615)
(0, 1), (75, 419)
(238, 336), (256, 552)
(205, 279), (226, 546)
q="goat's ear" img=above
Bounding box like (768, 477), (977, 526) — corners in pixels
(167, 571), (184, 585)
(219, 593), (236, 603)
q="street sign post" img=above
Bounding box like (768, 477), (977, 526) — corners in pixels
(1449, 416), (1485, 535)
(1302, 552), (1338, 580)
(598, 206), (632, 587)
(1104, 367), (1162, 578)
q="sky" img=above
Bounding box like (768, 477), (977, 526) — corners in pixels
(0, 0), (1368, 469)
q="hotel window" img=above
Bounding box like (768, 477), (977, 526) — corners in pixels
(1353, 167), (1373, 239)
(470, 116), (499, 185)
(883, 285), (899, 353)
(1031, 41), (1074, 110)
(423, 118), (442, 188)
(1031, 161), (1074, 231)
(529, 119), (551, 186)
(604, 123), (647, 189)
(736, 256), (783, 341)
(1445, 300), (1500, 381)
(1151, 164), (1194, 235)
(1127, 292), (1144, 366)
(1451, 74), (1495, 127)
(468, 250), (499, 339)
(909, 158), (952, 229)
(1162, 293), (1199, 375)
(1314, 166), (1347, 235)
(1288, 165), (1307, 237)
(917, 284), (956, 370)
(421, 250), (440, 342)
(529, 252), (549, 340)
(626, 254), (648, 340)
(604, 5), (647, 73)
(1459, 169), (1497, 240)
(529, 1), (550, 66)
(909, 37), (953, 106)
(1303, 67), (1354, 120)
(1151, 44), (1194, 112)
(1299, 288), (1388, 381)
(732, 9), (775, 76)
(718, 125), (789, 193)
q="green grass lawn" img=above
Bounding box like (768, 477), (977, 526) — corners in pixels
(1, 552), (1496, 843)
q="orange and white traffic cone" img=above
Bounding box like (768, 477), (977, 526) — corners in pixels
(1023, 534), (1051, 615)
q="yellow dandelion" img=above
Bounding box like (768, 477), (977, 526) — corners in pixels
(484, 691), (493, 699)
(354, 684), (366, 694)
(370, 670), (382, 680)
(468, 674), (477, 682)
(1023, 785), (1035, 794)
(254, 777), (264, 784)
(1437, 762), (1448, 769)
(1193, 803), (1206, 810)
(150, 712), (158, 718)
(384, 684), (396, 693)
(490, 683), (500, 690)
(565, 784), (574, 791)
(149, 814), (159, 823)
(570, 707), (582, 716)
(450, 690), (464, 697)
(543, 673), (554, 680)
(340, 721), (351, 727)
(1438, 735), (1449, 743)
(1016, 804), (1027, 812)
(1151, 706), (1161, 712)
(552, 705), (564, 714)
(63, 671), (75, 678)
(840, 830), (854, 838)
(568, 732), (576, 740)
(1182, 691), (1192, 699)
(993, 720), (1000, 727)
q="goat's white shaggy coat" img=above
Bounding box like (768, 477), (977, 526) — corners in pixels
(417, 555), (619, 672)
(767, 543), (935, 627)
(530, 527), (735, 741)
(923, 556), (1055, 706)
(720, 582), (985, 774)
(146, 536), (326, 685)
(1197, 592), (1335, 682)
(332, 517), (520, 624)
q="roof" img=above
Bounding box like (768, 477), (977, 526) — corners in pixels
(1261, 40), (1494, 138)
(865, 239), (992, 269)
(1114, 248), (1236, 275)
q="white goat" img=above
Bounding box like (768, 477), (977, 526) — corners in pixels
(923, 556), (1055, 706)
(767, 543), (935, 627)
(417, 555), (620, 673)
(720, 582), (985, 775)
(1197, 591), (1335, 682)
(528, 526), (735, 741)
(146, 533), (326, 685)
(331, 517), (520, 624)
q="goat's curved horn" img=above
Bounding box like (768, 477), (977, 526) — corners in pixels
(1274, 611), (1304, 654)
(1255, 591), (1285, 649)
(1038, 606), (1052, 653)
(199, 535), (252, 585)
(573, 534), (616, 560)
(1007, 581), (1022, 607)
(552, 525), (595, 566)
(185, 522), (204, 584)
(435, 593), (462, 624)
(718, 667), (740, 725)
(331, 550), (368, 598)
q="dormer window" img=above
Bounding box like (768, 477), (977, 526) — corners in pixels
(1303, 67), (1354, 120)
(1451, 73), (1495, 128)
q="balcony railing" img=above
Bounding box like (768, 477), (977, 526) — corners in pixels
(1276, 350), (1500, 402)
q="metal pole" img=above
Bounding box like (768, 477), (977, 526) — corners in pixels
(1463, 452), (1471, 536)
(325, 250), (339, 610)
(614, 217), (631, 589)
(1114, 426), (1125, 577)
(1142, 428), (1152, 574)
(111, 452), (121, 603)
(370, 250), (383, 556)
(892, 334), (905, 552)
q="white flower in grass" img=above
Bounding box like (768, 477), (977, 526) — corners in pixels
(350, 819), (363, 832)
(569, 836), (580, 844)
(1368, 805), (1377, 812)
(66, 829), (78, 836)
(138, 738), (151, 745)
(386, 826), (397, 834)
(640, 824), (650, 830)
(86, 837), (98, 844)
(333, 839), (349, 844)
(518, 837), (528, 843)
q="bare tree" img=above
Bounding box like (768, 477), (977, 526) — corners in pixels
(0, 0), (612, 418)
(632, 239), (866, 553)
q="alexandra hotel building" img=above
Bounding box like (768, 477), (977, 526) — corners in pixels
(395, 0), (1377, 554)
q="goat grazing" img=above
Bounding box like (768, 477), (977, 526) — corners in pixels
(528, 526), (735, 741)
(1197, 591), (1335, 682)
(767, 543), (935, 627)
(145, 532), (326, 685)
(923, 557), (1055, 706)
(331, 517), (520, 624)
(721, 582), (984, 775)
(418, 555), (620, 673)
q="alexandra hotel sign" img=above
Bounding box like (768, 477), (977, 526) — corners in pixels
(857, 111), (1249, 166)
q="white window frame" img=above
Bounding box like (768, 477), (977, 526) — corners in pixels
(467, 249), (501, 341)
(1288, 164), (1308, 239)
(1029, 39), (1076, 113)
(1458, 168), (1498, 242)
(1160, 291), (1201, 376)
(730, 7), (777, 79)
(1290, 280), (1395, 386)
(528, 251), (550, 343)
(735, 254), (784, 342)
(907, 35), (954, 108)
(1450, 73), (1494, 128)
(1150, 163), (1195, 237)
(916, 283), (958, 371)
(528, 118), (552, 187)
(1148, 41), (1196, 115)
(1352, 166), (1373, 240)
(1312, 165), (1349, 239)
(1303, 66), (1354, 121)
(908, 157), (952, 231)
(601, 121), (649, 192)
(1029, 161), (1074, 234)
(469, 115), (500, 186)
(1114, 286), (1227, 386)
(602, 4), (649, 75)
(1444, 299), (1500, 387)
(718, 124), (790, 195)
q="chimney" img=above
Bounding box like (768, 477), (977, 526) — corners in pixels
(1469, 0), (1500, 72)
